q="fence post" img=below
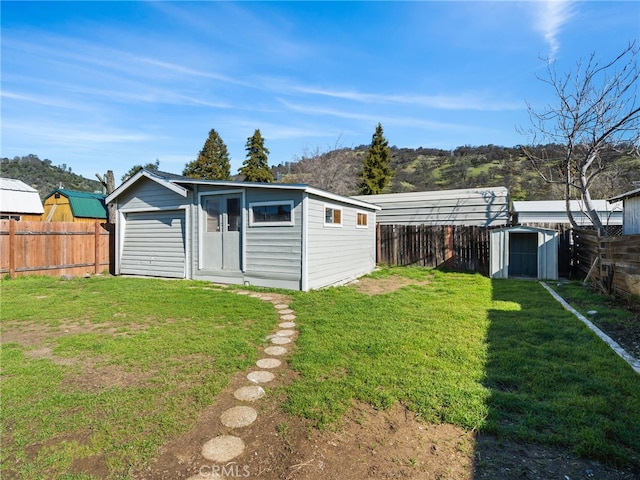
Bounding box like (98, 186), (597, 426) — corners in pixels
(94, 220), (101, 274)
(9, 219), (16, 279)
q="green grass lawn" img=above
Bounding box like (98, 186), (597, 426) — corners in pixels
(285, 267), (640, 467)
(1, 276), (278, 480)
(2, 270), (639, 479)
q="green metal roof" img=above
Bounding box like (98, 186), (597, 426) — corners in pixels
(47, 189), (107, 219)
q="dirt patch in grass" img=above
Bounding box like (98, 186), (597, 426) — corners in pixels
(590, 301), (640, 361)
(133, 381), (638, 480)
(349, 274), (430, 295)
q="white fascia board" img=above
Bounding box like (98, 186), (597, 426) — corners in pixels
(106, 170), (188, 203)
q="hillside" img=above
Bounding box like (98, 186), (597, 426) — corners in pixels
(0, 155), (102, 199)
(274, 144), (640, 200)
(3, 146), (638, 202)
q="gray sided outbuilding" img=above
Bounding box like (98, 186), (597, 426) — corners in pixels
(608, 188), (640, 235)
(351, 186), (509, 227)
(106, 170), (379, 291)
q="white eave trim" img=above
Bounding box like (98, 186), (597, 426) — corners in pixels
(106, 170), (188, 203)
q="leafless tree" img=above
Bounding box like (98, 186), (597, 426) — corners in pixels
(282, 139), (360, 196)
(520, 42), (640, 231)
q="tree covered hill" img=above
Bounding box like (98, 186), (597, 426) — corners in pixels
(0, 155), (102, 199)
(274, 144), (640, 200)
(3, 145), (638, 202)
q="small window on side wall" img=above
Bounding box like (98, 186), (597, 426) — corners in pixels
(324, 206), (342, 227)
(356, 212), (368, 228)
(250, 201), (294, 226)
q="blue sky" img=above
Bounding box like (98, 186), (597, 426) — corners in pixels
(1, 1), (638, 183)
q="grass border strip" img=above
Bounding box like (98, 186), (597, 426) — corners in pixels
(540, 281), (640, 375)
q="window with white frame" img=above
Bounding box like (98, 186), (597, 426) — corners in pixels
(324, 205), (342, 226)
(249, 201), (294, 226)
(356, 211), (368, 228)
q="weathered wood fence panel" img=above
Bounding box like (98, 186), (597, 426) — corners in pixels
(0, 220), (114, 278)
(377, 225), (490, 275)
(573, 228), (640, 297)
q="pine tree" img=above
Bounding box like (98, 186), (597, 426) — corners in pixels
(183, 129), (231, 180)
(359, 123), (393, 194)
(239, 129), (273, 182)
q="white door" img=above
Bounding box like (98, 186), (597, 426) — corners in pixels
(201, 195), (242, 271)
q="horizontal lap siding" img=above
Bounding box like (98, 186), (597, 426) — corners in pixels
(306, 195), (376, 289)
(352, 190), (509, 227)
(117, 179), (187, 210)
(244, 191), (303, 282)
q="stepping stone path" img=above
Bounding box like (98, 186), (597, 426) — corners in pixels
(197, 290), (298, 471)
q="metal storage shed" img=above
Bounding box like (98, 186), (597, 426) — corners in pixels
(512, 199), (622, 226)
(490, 226), (558, 280)
(0, 177), (44, 220)
(351, 186), (509, 226)
(105, 169), (380, 291)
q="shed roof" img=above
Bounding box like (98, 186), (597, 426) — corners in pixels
(608, 187), (640, 203)
(512, 199), (623, 226)
(512, 199), (622, 212)
(0, 177), (44, 215)
(45, 189), (107, 219)
(106, 169), (381, 211)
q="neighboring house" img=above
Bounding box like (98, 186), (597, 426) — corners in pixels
(608, 187), (640, 235)
(0, 177), (44, 220)
(105, 169), (380, 291)
(351, 186), (509, 226)
(42, 189), (107, 222)
(511, 200), (623, 227)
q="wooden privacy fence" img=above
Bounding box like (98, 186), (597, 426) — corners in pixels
(573, 228), (640, 297)
(376, 224), (491, 275)
(0, 220), (114, 279)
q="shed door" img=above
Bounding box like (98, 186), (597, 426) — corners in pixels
(121, 210), (186, 278)
(201, 195), (242, 271)
(508, 232), (537, 278)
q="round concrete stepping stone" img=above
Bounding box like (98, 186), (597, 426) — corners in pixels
(277, 308), (294, 315)
(234, 385), (266, 401)
(256, 358), (281, 369)
(220, 406), (258, 428)
(279, 321), (296, 328)
(273, 304), (289, 310)
(247, 370), (275, 383)
(271, 337), (292, 345)
(259, 296), (273, 301)
(202, 435), (245, 462)
(264, 346), (287, 356)
(236, 291), (250, 295)
(186, 473), (221, 480)
(280, 314), (296, 321)
(275, 329), (296, 337)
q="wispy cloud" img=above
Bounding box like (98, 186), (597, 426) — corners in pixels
(4, 120), (153, 146)
(533, 0), (575, 59)
(290, 86), (520, 111)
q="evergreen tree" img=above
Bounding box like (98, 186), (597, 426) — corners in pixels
(239, 129), (273, 182)
(359, 123), (393, 194)
(183, 129), (231, 180)
(122, 159), (160, 182)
